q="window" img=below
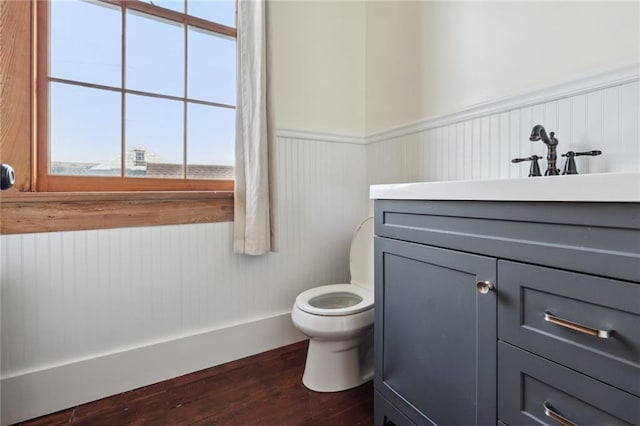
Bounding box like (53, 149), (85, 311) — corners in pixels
(38, 0), (237, 192)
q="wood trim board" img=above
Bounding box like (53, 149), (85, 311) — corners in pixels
(0, 191), (234, 234)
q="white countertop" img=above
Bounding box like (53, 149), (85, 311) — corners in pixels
(369, 172), (640, 202)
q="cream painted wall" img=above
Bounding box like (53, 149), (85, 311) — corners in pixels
(419, 1), (640, 123)
(366, 1), (640, 134)
(365, 1), (421, 135)
(270, 0), (366, 136)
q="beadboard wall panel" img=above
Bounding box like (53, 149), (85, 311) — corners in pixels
(367, 80), (639, 185)
(0, 136), (368, 424)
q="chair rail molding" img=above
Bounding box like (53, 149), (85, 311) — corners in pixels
(366, 61), (640, 145)
(277, 128), (366, 145)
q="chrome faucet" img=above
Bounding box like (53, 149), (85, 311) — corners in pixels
(529, 124), (560, 175)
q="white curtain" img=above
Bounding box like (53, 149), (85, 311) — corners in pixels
(234, 0), (278, 255)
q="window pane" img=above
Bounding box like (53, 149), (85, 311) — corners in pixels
(50, 83), (121, 176)
(138, 0), (185, 14)
(188, 0), (236, 28)
(187, 103), (234, 180)
(51, 0), (121, 87)
(126, 10), (184, 97)
(126, 94), (184, 178)
(188, 27), (236, 105)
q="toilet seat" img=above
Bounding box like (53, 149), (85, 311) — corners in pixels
(295, 284), (373, 316)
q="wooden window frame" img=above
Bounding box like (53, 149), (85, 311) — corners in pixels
(0, 0), (237, 234)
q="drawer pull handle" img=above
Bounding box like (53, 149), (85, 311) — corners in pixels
(543, 401), (577, 426)
(544, 312), (611, 338)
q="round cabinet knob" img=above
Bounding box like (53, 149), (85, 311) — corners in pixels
(476, 281), (494, 294)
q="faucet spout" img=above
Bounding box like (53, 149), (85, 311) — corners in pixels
(530, 124), (550, 143)
(529, 124), (560, 175)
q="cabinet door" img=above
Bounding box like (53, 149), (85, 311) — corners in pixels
(374, 237), (497, 426)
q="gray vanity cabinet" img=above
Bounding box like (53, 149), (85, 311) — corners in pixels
(373, 200), (640, 426)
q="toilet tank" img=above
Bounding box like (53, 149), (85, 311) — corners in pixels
(349, 217), (374, 289)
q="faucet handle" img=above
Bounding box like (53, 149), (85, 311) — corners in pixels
(570, 150), (602, 157)
(511, 155), (542, 177)
(561, 150), (602, 175)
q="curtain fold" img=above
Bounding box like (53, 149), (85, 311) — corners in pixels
(234, 0), (278, 255)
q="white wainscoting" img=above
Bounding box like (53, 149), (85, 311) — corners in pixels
(0, 136), (368, 425)
(367, 64), (640, 185)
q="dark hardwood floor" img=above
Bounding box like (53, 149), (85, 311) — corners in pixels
(19, 340), (374, 426)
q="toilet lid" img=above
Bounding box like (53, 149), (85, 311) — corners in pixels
(295, 284), (374, 316)
(349, 217), (374, 289)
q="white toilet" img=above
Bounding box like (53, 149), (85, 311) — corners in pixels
(291, 217), (374, 392)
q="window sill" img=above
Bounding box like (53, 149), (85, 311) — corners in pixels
(0, 191), (234, 234)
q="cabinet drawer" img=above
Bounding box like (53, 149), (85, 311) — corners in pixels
(498, 342), (640, 426)
(375, 200), (640, 282)
(498, 260), (640, 396)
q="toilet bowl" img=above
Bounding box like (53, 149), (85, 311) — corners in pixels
(291, 217), (374, 392)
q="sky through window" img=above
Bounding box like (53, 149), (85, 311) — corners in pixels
(49, 0), (236, 179)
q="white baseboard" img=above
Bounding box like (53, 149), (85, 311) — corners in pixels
(1, 312), (306, 426)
